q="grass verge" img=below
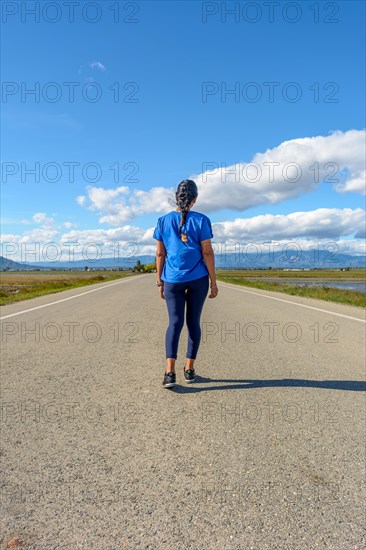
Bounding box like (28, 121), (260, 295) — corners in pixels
(0, 272), (139, 306)
(215, 268), (365, 279)
(216, 276), (366, 308)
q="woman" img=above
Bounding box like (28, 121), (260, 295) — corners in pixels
(153, 179), (218, 388)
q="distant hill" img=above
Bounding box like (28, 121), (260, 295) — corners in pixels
(0, 250), (363, 270)
(22, 255), (155, 269)
(0, 256), (39, 271)
(213, 250), (366, 269)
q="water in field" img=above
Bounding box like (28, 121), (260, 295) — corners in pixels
(260, 279), (366, 293)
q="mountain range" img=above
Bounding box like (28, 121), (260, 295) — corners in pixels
(1, 251), (365, 270)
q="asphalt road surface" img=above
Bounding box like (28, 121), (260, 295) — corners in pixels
(1, 273), (365, 550)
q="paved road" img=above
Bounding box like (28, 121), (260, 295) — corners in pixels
(1, 274), (365, 550)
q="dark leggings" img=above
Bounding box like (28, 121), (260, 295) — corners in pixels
(164, 275), (209, 359)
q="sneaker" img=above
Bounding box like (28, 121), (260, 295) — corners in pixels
(183, 368), (196, 383)
(163, 371), (176, 388)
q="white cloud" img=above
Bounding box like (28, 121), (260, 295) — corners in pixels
(79, 185), (174, 226)
(212, 208), (366, 242)
(332, 239), (366, 255)
(76, 195), (86, 206)
(76, 130), (366, 225)
(61, 225), (149, 245)
(32, 212), (50, 223)
(2, 208), (365, 263)
(63, 222), (78, 229)
(336, 168), (366, 194)
(89, 61), (106, 71)
(87, 185), (130, 211)
(193, 129), (366, 211)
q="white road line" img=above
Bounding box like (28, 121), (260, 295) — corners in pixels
(1, 275), (364, 324)
(0, 276), (146, 320)
(220, 281), (366, 323)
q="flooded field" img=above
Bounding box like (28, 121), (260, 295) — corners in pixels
(252, 278), (366, 293)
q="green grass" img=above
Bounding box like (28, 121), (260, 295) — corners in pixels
(216, 268), (365, 279)
(0, 272), (140, 306)
(216, 276), (366, 308)
(2, 269), (365, 308)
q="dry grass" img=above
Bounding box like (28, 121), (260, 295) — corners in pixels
(216, 268), (365, 279)
(0, 271), (139, 305)
(217, 275), (366, 308)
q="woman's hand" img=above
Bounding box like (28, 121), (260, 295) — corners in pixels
(209, 282), (218, 298)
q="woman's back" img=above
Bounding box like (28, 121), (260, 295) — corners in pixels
(153, 210), (214, 283)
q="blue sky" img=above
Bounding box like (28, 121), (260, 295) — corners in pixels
(1, 0), (365, 260)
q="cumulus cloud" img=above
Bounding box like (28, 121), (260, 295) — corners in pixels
(2, 214), (60, 257)
(330, 239), (366, 255)
(61, 225), (149, 246)
(32, 212), (53, 224)
(76, 130), (365, 225)
(0, 209), (152, 262)
(78, 185), (174, 226)
(337, 168), (366, 194)
(2, 226), (59, 254)
(2, 208), (365, 263)
(65, 207), (366, 256)
(193, 129), (365, 211)
(212, 208), (366, 242)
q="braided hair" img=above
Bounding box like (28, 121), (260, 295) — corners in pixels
(172, 179), (198, 242)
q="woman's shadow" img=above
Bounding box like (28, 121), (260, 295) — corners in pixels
(170, 376), (366, 393)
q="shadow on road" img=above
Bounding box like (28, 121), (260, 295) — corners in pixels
(169, 377), (366, 393)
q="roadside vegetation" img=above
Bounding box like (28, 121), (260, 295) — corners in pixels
(0, 271), (140, 306)
(1, 267), (365, 308)
(216, 272), (366, 308)
(216, 268), (365, 279)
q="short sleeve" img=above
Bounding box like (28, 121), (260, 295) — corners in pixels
(153, 218), (163, 241)
(200, 216), (214, 242)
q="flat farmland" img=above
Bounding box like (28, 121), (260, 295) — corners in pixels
(216, 269), (366, 308)
(216, 269), (366, 279)
(0, 271), (139, 306)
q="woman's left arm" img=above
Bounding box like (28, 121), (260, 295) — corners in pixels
(156, 240), (166, 299)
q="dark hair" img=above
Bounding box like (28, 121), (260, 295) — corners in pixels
(169, 179), (198, 242)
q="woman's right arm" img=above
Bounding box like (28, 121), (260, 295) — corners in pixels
(156, 240), (166, 299)
(201, 239), (218, 298)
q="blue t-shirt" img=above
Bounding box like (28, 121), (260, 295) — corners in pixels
(153, 210), (214, 283)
